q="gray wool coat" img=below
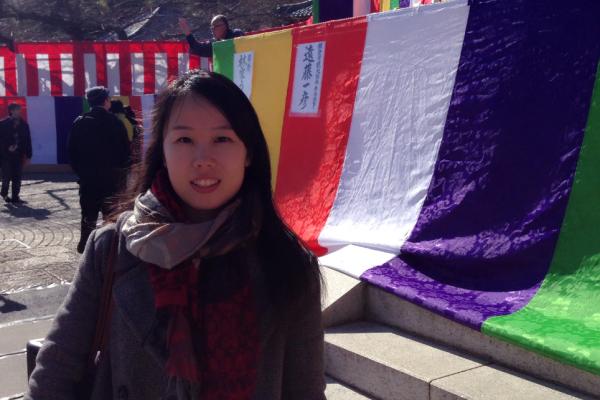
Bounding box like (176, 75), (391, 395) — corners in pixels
(25, 218), (326, 400)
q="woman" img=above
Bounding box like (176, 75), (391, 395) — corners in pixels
(26, 70), (325, 399)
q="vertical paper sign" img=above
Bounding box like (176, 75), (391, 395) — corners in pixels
(233, 52), (254, 98)
(291, 42), (325, 115)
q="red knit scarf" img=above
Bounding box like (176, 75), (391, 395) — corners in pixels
(146, 171), (260, 398)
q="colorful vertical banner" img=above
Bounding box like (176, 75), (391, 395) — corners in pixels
(232, 29), (294, 186)
(275, 18), (368, 254)
(318, 1), (469, 255)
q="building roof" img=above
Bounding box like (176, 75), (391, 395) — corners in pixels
(275, 1), (312, 21)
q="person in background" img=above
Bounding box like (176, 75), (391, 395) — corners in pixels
(68, 87), (131, 253)
(0, 103), (32, 204)
(124, 105), (143, 165)
(109, 100), (135, 143)
(110, 100), (143, 166)
(179, 14), (244, 58)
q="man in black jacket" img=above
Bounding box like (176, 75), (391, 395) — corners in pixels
(179, 15), (244, 58)
(0, 103), (32, 204)
(68, 86), (130, 253)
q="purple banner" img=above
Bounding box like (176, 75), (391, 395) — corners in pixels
(362, 0), (600, 328)
(318, 0), (353, 23)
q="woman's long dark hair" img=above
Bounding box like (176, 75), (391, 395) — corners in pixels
(110, 70), (321, 312)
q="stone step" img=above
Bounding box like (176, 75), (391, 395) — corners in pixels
(324, 321), (592, 400)
(0, 353), (27, 399)
(325, 376), (375, 399)
(365, 284), (600, 398)
(0, 318), (54, 399)
(0, 318), (53, 355)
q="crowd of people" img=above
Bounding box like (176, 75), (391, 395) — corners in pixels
(19, 15), (326, 400)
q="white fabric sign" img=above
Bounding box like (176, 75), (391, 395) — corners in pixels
(233, 51), (254, 98)
(290, 42), (325, 115)
(319, 0), (470, 254)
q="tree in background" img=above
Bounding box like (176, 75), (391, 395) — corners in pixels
(0, 0), (305, 46)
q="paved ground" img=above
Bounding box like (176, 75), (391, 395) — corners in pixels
(0, 173), (82, 296)
(0, 173), (82, 398)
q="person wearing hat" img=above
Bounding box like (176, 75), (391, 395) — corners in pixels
(0, 103), (32, 204)
(178, 15), (244, 58)
(68, 86), (131, 253)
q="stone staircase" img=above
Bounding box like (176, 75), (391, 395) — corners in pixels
(2, 267), (598, 399)
(321, 265), (600, 400)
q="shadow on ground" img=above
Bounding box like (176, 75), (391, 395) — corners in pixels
(0, 295), (27, 314)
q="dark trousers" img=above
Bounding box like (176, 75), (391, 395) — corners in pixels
(78, 180), (117, 250)
(1, 156), (23, 199)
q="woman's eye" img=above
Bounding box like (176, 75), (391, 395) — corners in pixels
(176, 137), (192, 144)
(215, 136), (233, 143)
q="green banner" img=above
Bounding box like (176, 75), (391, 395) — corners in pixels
(483, 63), (600, 375)
(313, 0), (320, 23)
(212, 39), (235, 80)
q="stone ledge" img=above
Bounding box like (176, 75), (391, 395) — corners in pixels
(366, 285), (600, 398)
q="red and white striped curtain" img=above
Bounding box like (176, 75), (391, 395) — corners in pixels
(0, 41), (211, 97)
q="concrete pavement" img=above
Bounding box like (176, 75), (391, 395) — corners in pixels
(0, 173), (81, 295)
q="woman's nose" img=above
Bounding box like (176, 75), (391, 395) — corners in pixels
(192, 147), (216, 168)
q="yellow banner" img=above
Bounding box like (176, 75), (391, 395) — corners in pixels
(234, 29), (293, 187)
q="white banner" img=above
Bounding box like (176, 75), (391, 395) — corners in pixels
(155, 53), (168, 91)
(131, 52), (144, 95)
(233, 51), (254, 98)
(60, 53), (74, 96)
(106, 53), (120, 95)
(36, 54), (51, 96)
(290, 41), (325, 115)
(0, 57), (5, 97)
(84, 53), (97, 90)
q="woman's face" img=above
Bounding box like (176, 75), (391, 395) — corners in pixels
(163, 95), (248, 221)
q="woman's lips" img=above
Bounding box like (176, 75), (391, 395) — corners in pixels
(190, 178), (220, 193)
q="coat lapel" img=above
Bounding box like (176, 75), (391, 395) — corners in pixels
(112, 244), (167, 368)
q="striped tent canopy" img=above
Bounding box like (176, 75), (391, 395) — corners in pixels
(213, 0), (600, 375)
(0, 41), (210, 164)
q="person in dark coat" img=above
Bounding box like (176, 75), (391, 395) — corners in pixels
(68, 86), (131, 253)
(179, 14), (244, 57)
(0, 103), (32, 203)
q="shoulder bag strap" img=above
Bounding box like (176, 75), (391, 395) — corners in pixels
(85, 229), (119, 369)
